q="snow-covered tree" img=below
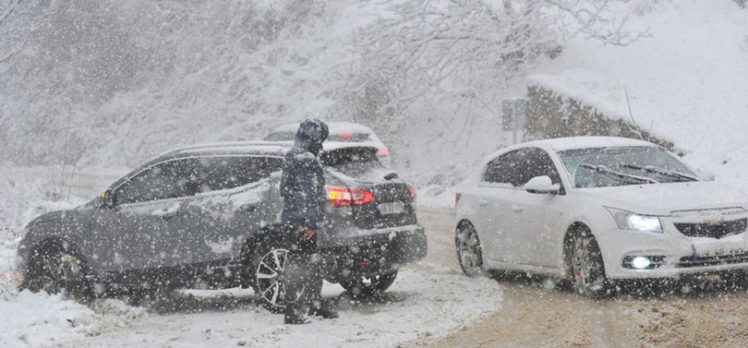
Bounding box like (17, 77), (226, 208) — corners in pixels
(336, 0), (648, 166)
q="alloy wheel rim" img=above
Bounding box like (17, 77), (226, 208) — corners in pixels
(572, 238), (603, 293)
(39, 253), (84, 297)
(457, 228), (481, 274)
(255, 248), (303, 306)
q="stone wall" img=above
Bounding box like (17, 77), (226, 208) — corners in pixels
(525, 84), (683, 155)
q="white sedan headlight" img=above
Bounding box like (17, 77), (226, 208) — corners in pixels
(606, 207), (663, 233)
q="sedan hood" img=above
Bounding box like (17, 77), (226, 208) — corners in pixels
(576, 181), (748, 215)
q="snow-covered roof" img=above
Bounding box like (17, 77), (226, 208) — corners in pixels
(481, 136), (656, 167)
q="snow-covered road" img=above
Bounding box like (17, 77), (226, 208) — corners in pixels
(69, 268), (500, 348)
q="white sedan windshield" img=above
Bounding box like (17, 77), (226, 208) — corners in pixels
(559, 146), (698, 188)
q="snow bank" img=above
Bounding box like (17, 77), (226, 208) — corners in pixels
(531, 0), (748, 188)
(0, 287), (98, 348)
(0, 247), (91, 348)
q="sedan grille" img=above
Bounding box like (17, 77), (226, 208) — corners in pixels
(674, 218), (747, 239)
(676, 252), (748, 268)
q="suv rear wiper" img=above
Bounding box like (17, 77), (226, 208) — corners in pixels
(579, 163), (658, 184)
(621, 164), (698, 182)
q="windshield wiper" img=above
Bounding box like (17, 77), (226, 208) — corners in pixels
(620, 164), (698, 182)
(579, 163), (658, 184)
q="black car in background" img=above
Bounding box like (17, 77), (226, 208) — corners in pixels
(18, 141), (427, 310)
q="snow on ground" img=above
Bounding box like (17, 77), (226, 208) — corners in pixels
(531, 0), (748, 188)
(0, 226), (500, 348)
(0, 247), (144, 348)
(67, 269), (501, 348)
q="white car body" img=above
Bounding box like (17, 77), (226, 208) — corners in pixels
(265, 122), (391, 166)
(455, 136), (748, 281)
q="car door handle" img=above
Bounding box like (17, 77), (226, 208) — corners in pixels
(154, 210), (179, 220)
(160, 212), (179, 220)
(153, 205), (181, 219)
(478, 199), (489, 207)
(511, 204), (523, 213)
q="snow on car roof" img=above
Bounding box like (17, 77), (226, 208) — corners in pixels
(271, 121), (374, 134)
(528, 136), (655, 152)
(486, 136), (656, 161)
(162, 140), (377, 159)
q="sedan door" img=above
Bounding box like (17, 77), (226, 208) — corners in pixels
(508, 148), (569, 270)
(474, 149), (530, 267)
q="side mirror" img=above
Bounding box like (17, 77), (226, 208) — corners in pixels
(524, 175), (560, 194)
(99, 190), (115, 207)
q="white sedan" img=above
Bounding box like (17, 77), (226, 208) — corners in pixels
(455, 136), (748, 297)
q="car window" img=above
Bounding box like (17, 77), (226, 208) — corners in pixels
(520, 148), (563, 187)
(482, 149), (526, 186)
(190, 156), (283, 193)
(114, 156), (283, 204)
(114, 160), (195, 205)
(559, 146), (696, 188)
(320, 147), (383, 176)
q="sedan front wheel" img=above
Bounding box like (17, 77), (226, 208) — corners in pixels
(569, 233), (608, 298)
(455, 223), (484, 277)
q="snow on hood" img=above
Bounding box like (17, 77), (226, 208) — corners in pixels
(577, 181), (748, 216)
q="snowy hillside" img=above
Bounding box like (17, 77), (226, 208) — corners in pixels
(532, 0), (748, 188)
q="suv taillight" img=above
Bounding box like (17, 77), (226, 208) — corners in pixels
(325, 186), (374, 207)
(376, 147), (390, 158)
(408, 185), (417, 201)
(455, 192), (462, 206)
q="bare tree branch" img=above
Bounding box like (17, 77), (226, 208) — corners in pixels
(0, 0), (22, 24)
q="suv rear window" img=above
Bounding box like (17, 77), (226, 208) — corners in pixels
(320, 147), (383, 175)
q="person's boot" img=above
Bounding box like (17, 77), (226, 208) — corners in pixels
(309, 299), (339, 319)
(284, 303), (311, 325)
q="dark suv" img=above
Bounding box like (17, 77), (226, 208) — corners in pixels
(18, 141), (427, 309)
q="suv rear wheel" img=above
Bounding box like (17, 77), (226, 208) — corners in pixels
(250, 239), (323, 313)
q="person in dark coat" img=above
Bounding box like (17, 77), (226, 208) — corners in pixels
(279, 118), (338, 324)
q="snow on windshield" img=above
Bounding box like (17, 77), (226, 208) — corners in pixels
(559, 146), (697, 188)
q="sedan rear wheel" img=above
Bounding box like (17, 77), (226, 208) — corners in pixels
(569, 233), (607, 298)
(455, 223), (484, 277)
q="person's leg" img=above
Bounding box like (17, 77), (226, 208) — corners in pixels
(306, 253), (338, 319)
(283, 250), (311, 324)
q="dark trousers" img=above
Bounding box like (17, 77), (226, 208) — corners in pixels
(282, 225), (323, 314)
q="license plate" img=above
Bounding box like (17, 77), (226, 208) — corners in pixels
(692, 238), (746, 257)
(377, 202), (405, 215)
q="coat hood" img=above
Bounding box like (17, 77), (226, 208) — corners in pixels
(294, 119), (329, 156)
